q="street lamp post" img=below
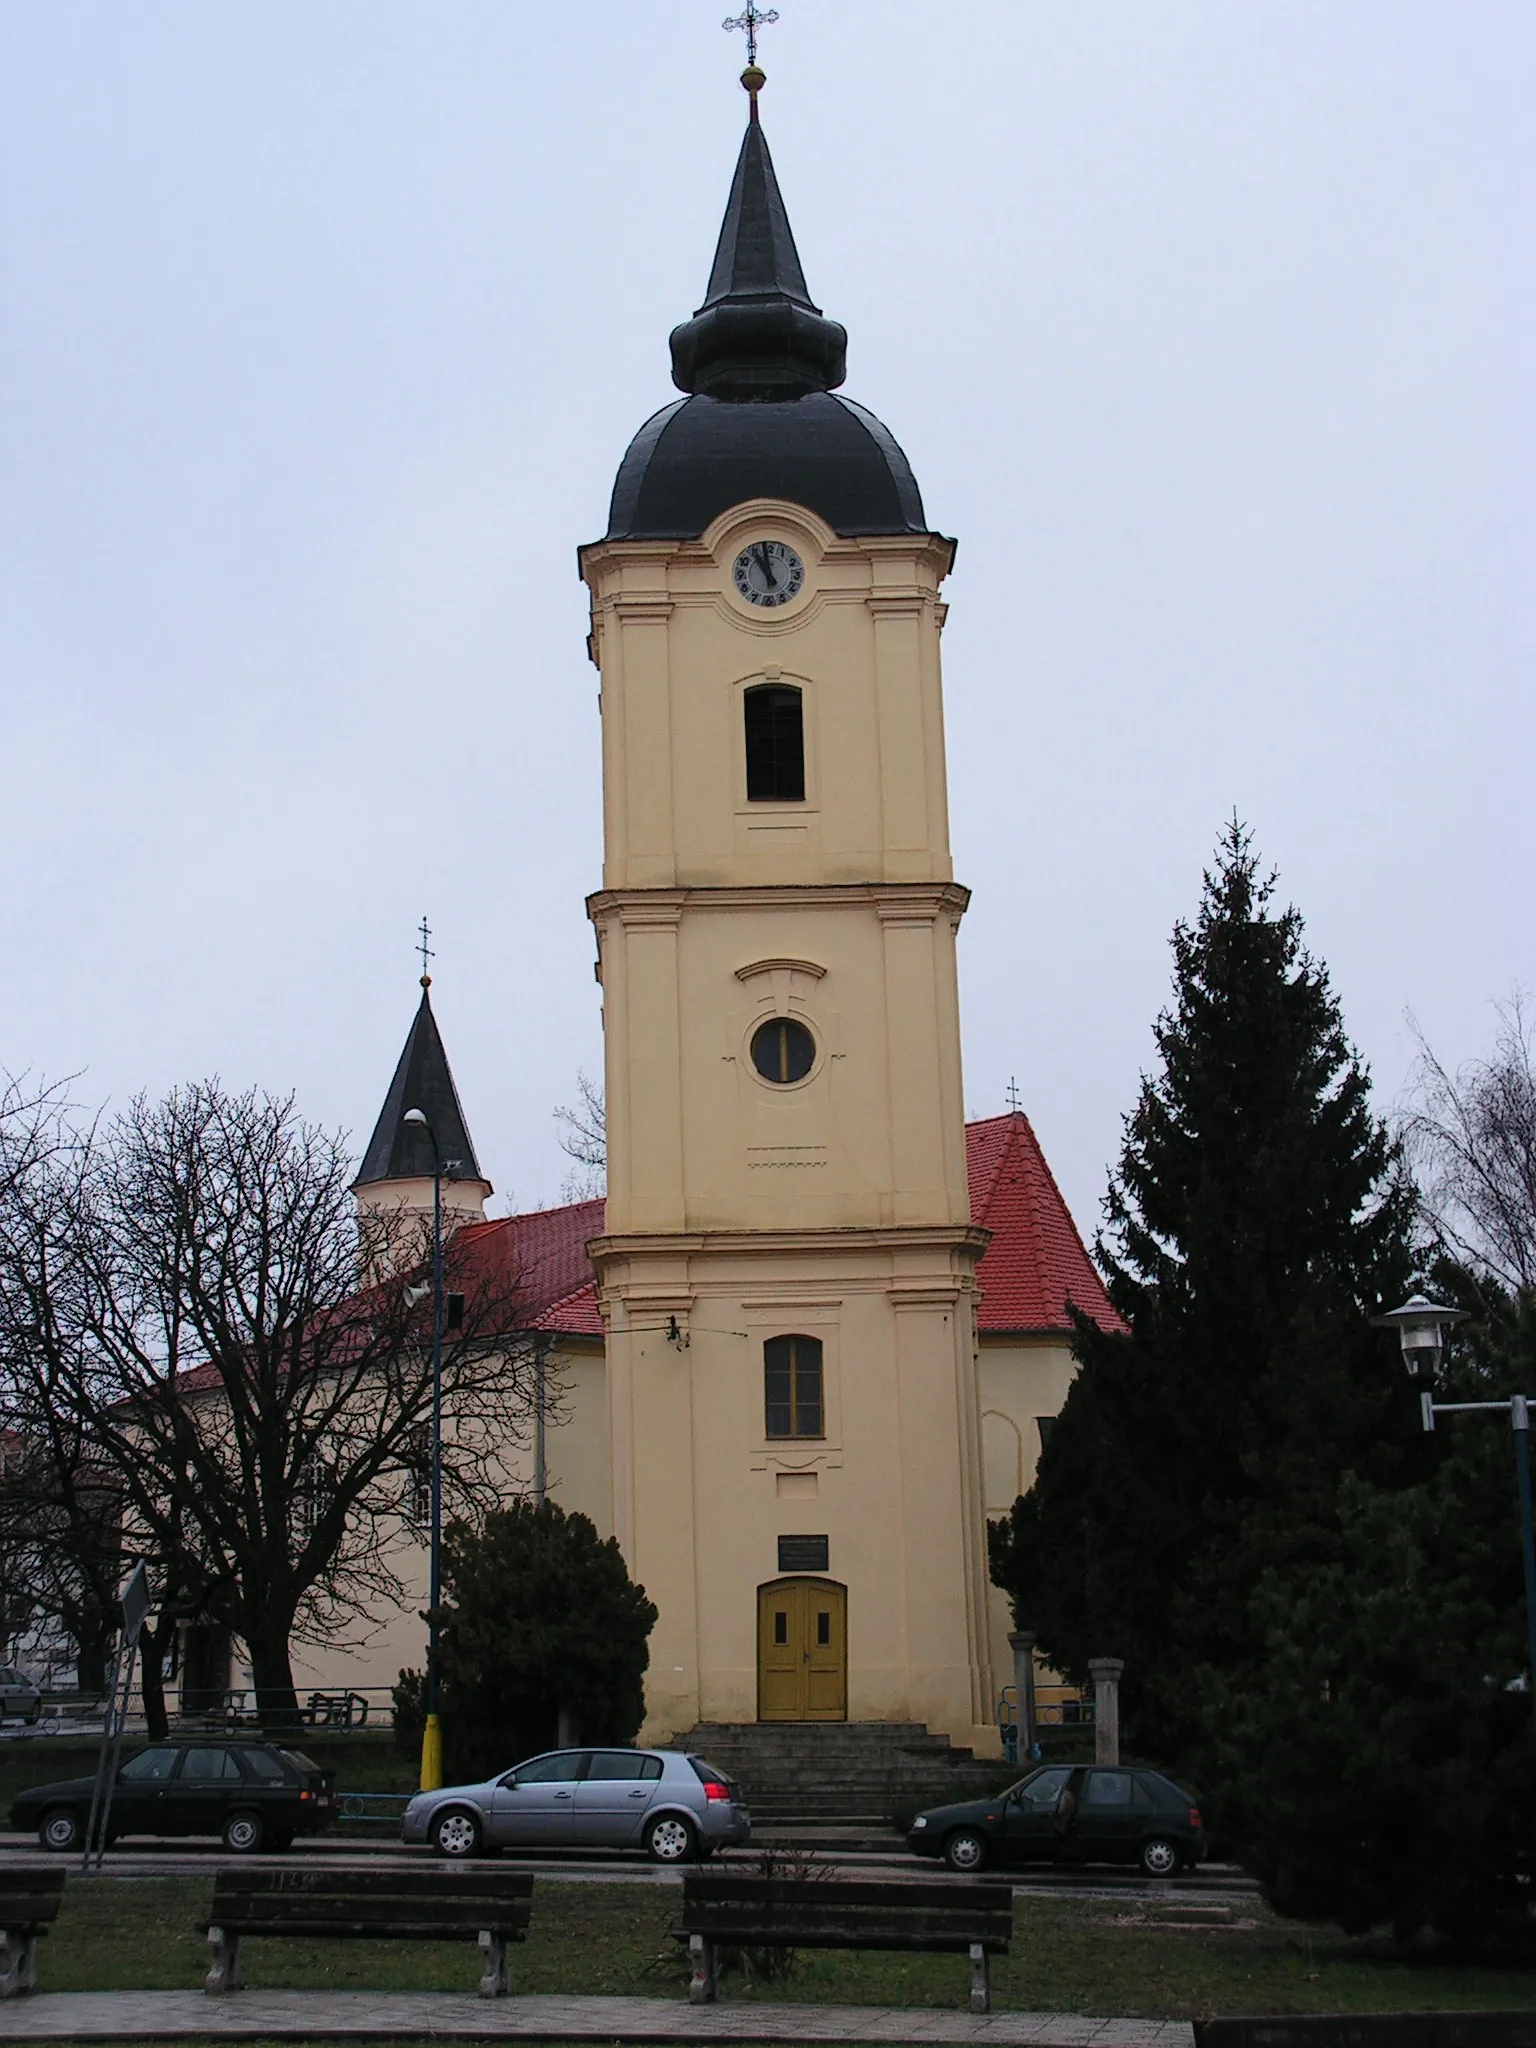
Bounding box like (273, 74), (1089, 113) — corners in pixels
(401, 1106), (445, 1792)
(1375, 1292), (1536, 1694)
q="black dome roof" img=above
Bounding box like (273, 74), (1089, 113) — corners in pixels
(606, 392), (926, 542)
(603, 85), (929, 545)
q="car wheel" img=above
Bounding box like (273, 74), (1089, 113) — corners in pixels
(645, 1813), (697, 1864)
(23, 1707), (39, 1726)
(432, 1808), (483, 1859)
(944, 1827), (990, 1874)
(39, 1807), (81, 1853)
(223, 1811), (265, 1854)
(1139, 1835), (1181, 1878)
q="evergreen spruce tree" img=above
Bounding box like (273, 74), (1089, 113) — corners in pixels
(397, 1499), (658, 1781)
(1212, 1281), (1536, 1942)
(990, 821), (1418, 1765)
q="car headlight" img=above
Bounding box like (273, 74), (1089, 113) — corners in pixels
(912, 1816), (928, 1828)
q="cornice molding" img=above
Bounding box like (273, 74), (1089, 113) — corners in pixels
(588, 881), (970, 924)
(590, 1222), (991, 1267)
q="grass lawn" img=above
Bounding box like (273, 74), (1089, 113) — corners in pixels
(26, 1877), (1536, 2020)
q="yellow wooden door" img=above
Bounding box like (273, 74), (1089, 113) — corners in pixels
(757, 1580), (847, 1721)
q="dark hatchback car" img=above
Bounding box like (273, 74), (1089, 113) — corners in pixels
(13, 1741), (337, 1854)
(908, 1763), (1204, 1877)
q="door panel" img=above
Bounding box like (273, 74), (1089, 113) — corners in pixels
(757, 1579), (846, 1721)
(1000, 1766), (1072, 1864)
(488, 1751), (585, 1845)
(1076, 1769), (1145, 1862)
(163, 1746), (244, 1836)
(110, 1746), (179, 1835)
(572, 1751), (663, 1844)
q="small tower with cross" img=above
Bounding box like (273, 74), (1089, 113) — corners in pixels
(352, 924), (493, 1274)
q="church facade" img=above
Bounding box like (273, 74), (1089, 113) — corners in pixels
(304, 77), (1122, 1757)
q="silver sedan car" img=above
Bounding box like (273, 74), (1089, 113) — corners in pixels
(402, 1746), (751, 1863)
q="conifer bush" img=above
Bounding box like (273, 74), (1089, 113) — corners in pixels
(396, 1499), (658, 1781)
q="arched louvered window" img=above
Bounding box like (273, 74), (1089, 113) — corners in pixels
(744, 685), (805, 803)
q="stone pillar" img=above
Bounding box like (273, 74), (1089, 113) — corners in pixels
(1007, 1631), (1037, 1759)
(1089, 1657), (1125, 1765)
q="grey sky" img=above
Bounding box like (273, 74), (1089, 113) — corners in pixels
(3, 2), (1531, 1237)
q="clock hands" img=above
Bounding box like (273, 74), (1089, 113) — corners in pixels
(753, 542), (778, 592)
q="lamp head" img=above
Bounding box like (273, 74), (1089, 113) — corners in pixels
(402, 1107), (429, 1129)
(1371, 1293), (1469, 1377)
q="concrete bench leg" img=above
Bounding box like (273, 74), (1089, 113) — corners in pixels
(688, 1933), (718, 2005)
(204, 1927), (244, 1995)
(969, 1942), (989, 2015)
(0, 1932), (36, 1998)
(478, 1930), (509, 1998)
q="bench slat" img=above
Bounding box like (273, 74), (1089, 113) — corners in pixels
(208, 1901), (531, 1931)
(675, 1876), (1011, 1959)
(0, 1873), (65, 1900)
(209, 1919), (529, 1943)
(684, 1878), (1007, 1912)
(212, 1870), (532, 1899)
(676, 1918), (1009, 1952)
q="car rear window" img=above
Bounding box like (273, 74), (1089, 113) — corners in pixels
(587, 1751), (662, 1781)
(1083, 1770), (1137, 1808)
(277, 1750), (324, 1777)
(178, 1747), (243, 1780)
(238, 1749), (290, 1782)
(687, 1758), (737, 1790)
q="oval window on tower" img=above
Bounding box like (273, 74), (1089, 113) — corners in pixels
(751, 1017), (815, 1085)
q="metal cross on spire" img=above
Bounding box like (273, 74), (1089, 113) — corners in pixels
(1006, 1077), (1022, 1114)
(723, 1), (778, 67)
(417, 916), (435, 988)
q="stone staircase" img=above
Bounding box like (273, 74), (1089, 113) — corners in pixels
(670, 1722), (1009, 1846)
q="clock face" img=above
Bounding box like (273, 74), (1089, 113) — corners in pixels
(733, 540), (805, 609)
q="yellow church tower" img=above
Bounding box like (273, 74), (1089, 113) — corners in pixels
(580, 68), (998, 1753)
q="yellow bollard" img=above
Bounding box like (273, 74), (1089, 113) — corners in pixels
(420, 1712), (443, 1792)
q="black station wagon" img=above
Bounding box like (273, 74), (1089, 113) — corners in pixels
(907, 1763), (1205, 1876)
(13, 1740), (337, 1854)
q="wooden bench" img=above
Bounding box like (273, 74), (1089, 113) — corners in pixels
(0, 1869), (66, 1998)
(201, 1867), (534, 1997)
(674, 1874), (1013, 2013)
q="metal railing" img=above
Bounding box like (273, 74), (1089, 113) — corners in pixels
(996, 1682), (1095, 1763)
(337, 1791), (415, 1827)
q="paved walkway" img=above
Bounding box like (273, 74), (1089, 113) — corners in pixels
(0, 1990), (1193, 2045)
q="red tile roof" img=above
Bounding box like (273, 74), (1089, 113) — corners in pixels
(481, 1116), (1121, 1341)
(455, 1199), (605, 1339)
(966, 1113), (1126, 1337)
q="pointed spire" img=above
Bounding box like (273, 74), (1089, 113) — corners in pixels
(669, 73), (847, 402)
(354, 983), (487, 1191)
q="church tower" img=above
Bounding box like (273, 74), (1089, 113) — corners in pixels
(353, 977), (493, 1272)
(581, 71), (996, 1751)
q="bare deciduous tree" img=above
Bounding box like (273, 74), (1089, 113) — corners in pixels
(1401, 995), (1536, 1289)
(0, 1080), (539, 1725)
(553, 1071), (605, 1203)
(0, 1076), (124, 1693)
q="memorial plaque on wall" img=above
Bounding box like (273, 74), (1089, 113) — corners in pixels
(778, 1534), (829, 1574)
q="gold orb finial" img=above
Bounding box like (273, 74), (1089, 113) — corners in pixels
(420, 973), (432, 989)
(741, 62), (766, 95)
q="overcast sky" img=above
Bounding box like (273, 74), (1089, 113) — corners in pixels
(3, 2), (1531, 1238)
